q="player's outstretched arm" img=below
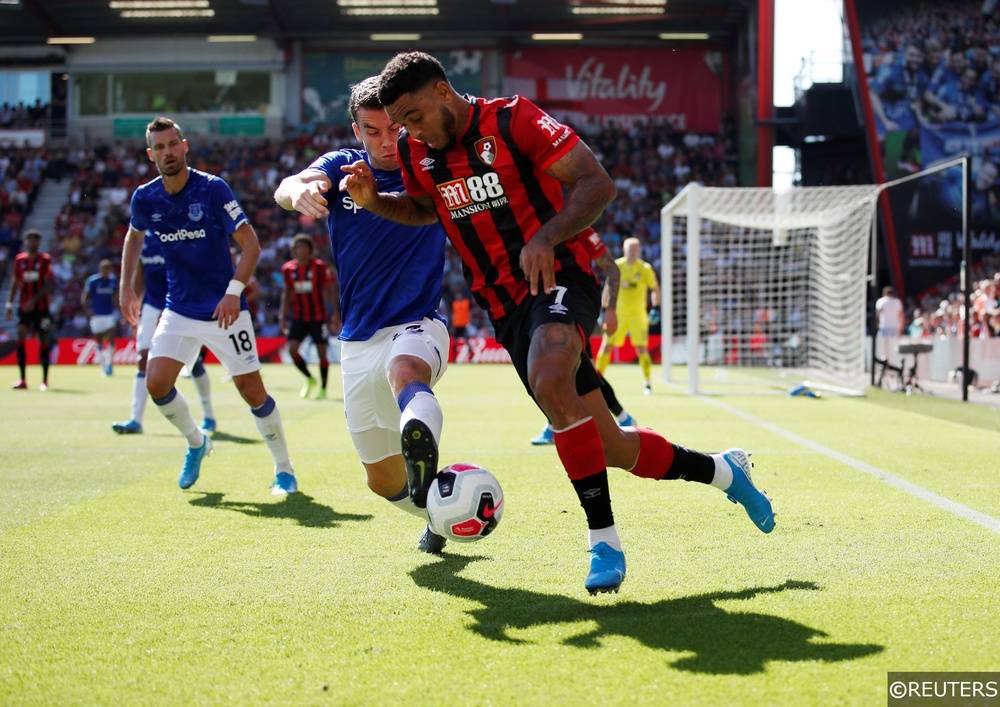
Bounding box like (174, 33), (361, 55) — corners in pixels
(340, 160), (438, 226)
(274, 169), (332, 220)
(119, 226), (145, 327)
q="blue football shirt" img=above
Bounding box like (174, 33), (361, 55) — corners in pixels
(309, 148), (446, 341)
(85, 274), (118, 316)
(140, 233), (168, 310)
(130, 168), (248, 321)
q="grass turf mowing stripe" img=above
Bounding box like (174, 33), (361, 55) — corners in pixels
(697, 394), (1000, 536)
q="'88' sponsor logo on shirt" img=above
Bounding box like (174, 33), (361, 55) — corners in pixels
(437, 172), (508, 219)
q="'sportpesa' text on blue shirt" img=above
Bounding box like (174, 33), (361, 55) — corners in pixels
(130, 169), (248, 321)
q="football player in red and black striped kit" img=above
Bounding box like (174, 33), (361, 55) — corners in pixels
(279, 234), (339, 400)
(343, 52), (775, 594)
(5, 230), (54, 391)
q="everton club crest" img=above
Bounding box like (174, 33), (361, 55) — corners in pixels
(475, 137), (497, 165)
(188, 203), (203, 221)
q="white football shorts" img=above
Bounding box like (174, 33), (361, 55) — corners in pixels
(149, 309), (261, 377)
(89, 314), (118, 335)
(136, 303), (163, 352)
(341, 316), (449, 464)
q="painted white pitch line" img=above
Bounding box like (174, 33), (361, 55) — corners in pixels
(699, 395), (1000, 536)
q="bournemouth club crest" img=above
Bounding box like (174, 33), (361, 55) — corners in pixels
(475, 137), (497, 165)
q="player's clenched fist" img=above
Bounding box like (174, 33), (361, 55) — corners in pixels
(290, 178), (331, 219)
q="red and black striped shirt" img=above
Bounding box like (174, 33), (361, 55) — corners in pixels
(398, 95), (595, 320)
(12, 251), (52, 311)
(281, 258), (333, 322)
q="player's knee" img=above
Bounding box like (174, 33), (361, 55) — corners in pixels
(145, 373), (172, 400)
(529, 365), (575, 412)
(233, 374), (267, 408)
(388, 356), (432, 392)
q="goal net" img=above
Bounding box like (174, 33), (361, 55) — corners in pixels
(660, 183), (882, 396)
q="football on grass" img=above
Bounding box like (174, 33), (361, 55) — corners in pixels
(426, 463), (503, 542)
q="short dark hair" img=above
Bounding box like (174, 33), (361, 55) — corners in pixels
(291, 233), (314, 253)
(348, 76), (383, 124)
(23, 229), (41, 241)
(146, 116), (184, 147)
(378, 51), (449, 106)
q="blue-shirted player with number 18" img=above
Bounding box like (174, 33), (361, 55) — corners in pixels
(120, 116), (297, 495)
(111, 232), (217, 436)
(275, 77), (450, 552)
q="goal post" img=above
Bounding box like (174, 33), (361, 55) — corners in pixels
(660, 183), (883, 396)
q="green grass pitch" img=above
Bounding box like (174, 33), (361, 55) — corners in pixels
(2, 363), (998, 705)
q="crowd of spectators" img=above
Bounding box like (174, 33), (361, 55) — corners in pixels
(25, 113), (739, 341)
(904, 255), (1000, 339)
(5, 109), (997, 373)
(0, 145), (49, 284)
(0, 100), (49, 130)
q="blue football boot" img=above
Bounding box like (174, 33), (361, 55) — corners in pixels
(270, 471), (298, 496)
(721, 448), (775, 533)
(530, 424), (554, 445)
(585, 542), (626, 595)
(178, 436), (213, 489)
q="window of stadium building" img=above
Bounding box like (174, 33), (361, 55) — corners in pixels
(71, 71), (272, 116)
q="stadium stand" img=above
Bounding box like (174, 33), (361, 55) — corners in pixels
(41, 115), (741, 342)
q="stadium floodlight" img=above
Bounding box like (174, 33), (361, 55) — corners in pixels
(571, 6), (665, 14)
(531, 33), (583, 41)
(120, 9), (214, 17)
(337, 0), (437, 6)
(208, 35), (258, 42)
(47, 37), (96, 44)
(109, 0), (210, 8)
(342, 8), (439, 16)
(659, 33), (710, 40)
(371, 33), (421, 41)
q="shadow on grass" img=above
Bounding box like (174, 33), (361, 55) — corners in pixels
(188, 491), (372, 528)
(411, 555), (883, 675)
(207, 430), (262, 445)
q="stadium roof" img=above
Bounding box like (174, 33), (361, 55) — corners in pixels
(0, 0), (749, 48)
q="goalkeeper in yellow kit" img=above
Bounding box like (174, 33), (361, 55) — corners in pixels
(595, 237), (660, 394)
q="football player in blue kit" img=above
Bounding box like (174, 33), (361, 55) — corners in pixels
(119, 116), (297, 495)
(81, 259), (118, 377)
(112, 232), (217, 436)
(274, 77), (450, 552)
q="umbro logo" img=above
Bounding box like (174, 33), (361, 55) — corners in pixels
(152, 213), (162, 222)
(420, 157), (435, 171)
(548, 304), (569, 316)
